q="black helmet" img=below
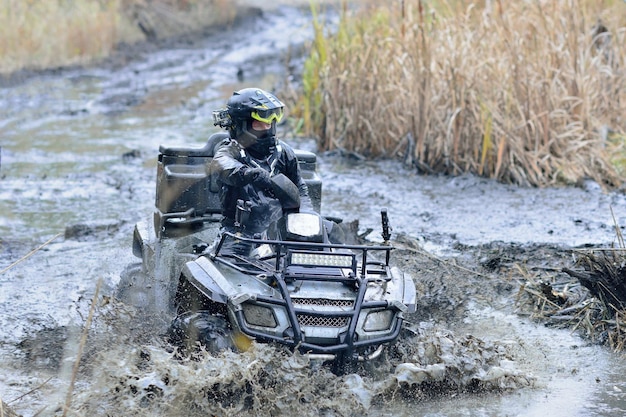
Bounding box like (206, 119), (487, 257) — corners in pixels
(221, 88), (285, 154)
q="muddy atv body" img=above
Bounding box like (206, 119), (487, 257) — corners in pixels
(130, 132), (416, 365)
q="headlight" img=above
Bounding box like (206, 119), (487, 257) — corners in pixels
(289, 251), (355, 268)
(286, 212), (322, 237)
(363, 310), (394, 332)
(242, 303), (277, 328)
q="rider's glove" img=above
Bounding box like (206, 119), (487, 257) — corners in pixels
(243, 167), (272, 190)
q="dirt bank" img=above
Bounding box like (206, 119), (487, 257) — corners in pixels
(0, 0), (342, 87)
(389, 234), (575, 324)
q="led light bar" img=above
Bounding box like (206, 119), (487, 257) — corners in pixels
(289, 251), (355, 268)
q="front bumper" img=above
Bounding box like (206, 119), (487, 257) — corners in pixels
(228, 282), (406, 361)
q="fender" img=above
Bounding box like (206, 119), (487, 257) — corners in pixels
(181, 256), (237, 304)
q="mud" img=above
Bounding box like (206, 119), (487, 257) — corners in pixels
(3, 227), (615, 416)
(37, 298), (533, 417)
(2, 2), (626, 417)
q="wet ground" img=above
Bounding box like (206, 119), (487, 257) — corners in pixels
(2, 3), (626, 416)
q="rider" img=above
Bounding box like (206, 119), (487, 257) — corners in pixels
(209, 87), (312, 255)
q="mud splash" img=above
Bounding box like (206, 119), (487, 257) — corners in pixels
(50, 301), (532, 417)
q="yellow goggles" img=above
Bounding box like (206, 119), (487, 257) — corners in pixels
(251, 107), (284, 124)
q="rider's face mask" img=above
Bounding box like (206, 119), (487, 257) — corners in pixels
(251, 120), (272, 132)
(235, 118), (277, 152)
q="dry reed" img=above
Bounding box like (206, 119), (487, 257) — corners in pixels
(518, 247), (626, 352)
(298, 0), (626, 187)
(516, 202), (626, 351)
(0, 0), (235, 75)
(0, 232), (62, 275)
(0, 0), (123, 74)
(62, 279), (102, 417)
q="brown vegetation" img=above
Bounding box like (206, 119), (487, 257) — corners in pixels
(515, 212), (626, 353)
(1, 399), (21, 417)
(296, 0), (626, 187)
(517, 247), (626, 353)
(0, 0), (234, 75)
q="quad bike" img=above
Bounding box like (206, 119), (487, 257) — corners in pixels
(128, 132), (417, 369)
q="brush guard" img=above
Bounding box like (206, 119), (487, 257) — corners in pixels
(210, 232), (405, 360)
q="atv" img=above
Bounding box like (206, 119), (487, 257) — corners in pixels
(128, 132), (417, 369)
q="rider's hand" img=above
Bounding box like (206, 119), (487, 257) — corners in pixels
(244, 167), (272, 190)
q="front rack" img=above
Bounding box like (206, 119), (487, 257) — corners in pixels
(210, 232), (394, 281)
(208, 232), (401, 358)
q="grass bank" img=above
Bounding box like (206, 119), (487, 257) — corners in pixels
(296, 0), (626, 187)
(0, 0), (234, 75)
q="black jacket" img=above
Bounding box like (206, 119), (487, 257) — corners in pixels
(209, 139), (311, 234)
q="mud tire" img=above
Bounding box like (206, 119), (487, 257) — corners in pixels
(116, 262), (153, 307)
(168, 311), (235, 354)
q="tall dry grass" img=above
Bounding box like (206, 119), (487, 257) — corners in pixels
(298, 0), (626, 187)
(0, 0), (234, 76)
(0, 0), (123, 74)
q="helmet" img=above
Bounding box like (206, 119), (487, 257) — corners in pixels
(224, 88), (284, 155)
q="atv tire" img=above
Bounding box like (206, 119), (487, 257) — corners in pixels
(168, 311), (235, 354)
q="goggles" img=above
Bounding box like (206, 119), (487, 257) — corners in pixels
(251, 107), (284, 124)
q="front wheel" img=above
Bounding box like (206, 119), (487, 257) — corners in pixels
(168, 311), (235, 354)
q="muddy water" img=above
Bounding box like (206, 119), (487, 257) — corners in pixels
(1, 4), (626, 417)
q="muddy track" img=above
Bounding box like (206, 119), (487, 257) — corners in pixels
(389, 236), (574, 323)
(3, 3), (626, 415)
